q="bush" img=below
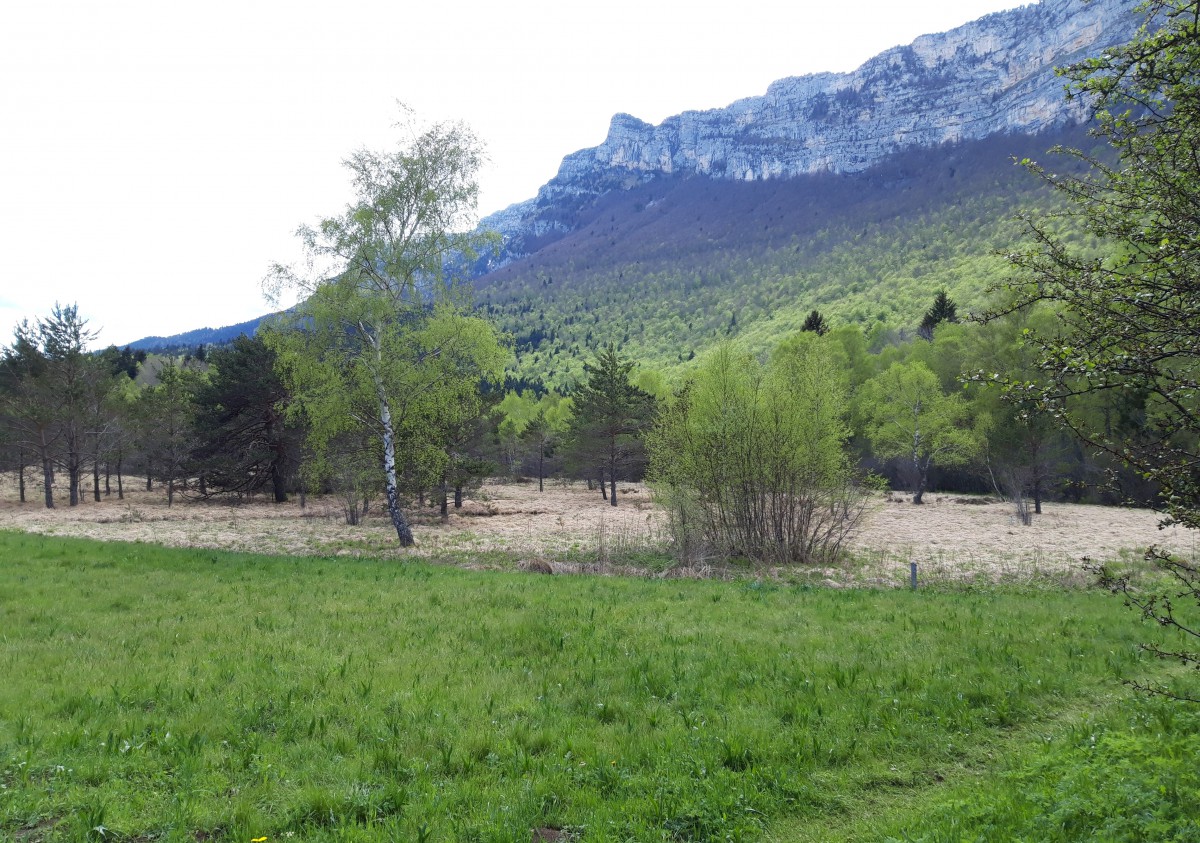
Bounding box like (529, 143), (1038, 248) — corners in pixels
(650, 337), (871, 565)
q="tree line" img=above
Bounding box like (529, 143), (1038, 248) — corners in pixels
(3, 0), (1198, 587)
(0, 280), (1177, 570)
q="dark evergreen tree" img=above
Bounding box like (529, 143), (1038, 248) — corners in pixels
(29, 305), (111, 507)
(919, 289), (958, 340)
(0, 322), (57, 507)
(97, 345), (147, 380)
(565, 344), (655, 506)
(801, 309), (829, 336)
(191, 335), (300, 502)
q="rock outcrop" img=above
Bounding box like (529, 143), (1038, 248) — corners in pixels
(478, 0), (1139, 268)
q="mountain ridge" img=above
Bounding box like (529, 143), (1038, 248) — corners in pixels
(477, 0), (1137, 270)
(126, 0), (1139, 373)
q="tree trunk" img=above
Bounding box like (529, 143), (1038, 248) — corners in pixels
(375, 373), (415, 547)
(608, 438), (619, 507)
(117, 455), (124, 500)
(168, 477), (175, 507)
(41, 452), (54, 509)
(537, 449), (544, 492)
(104, 463), (111, 496)
(68, 460), (80, 506)
(18, 452), (26, 503)
(599, 469), (608, 500)
(146, 458), (153, 491)
(93, 461), (101, 502)
(454, 485), (463, 508)
(1033, 478), (1043, 515)
(37, 428), (55, 508)
(913, 465), (928, 505)
(271, 457), (288, 503)
(439, 480), (449, 520)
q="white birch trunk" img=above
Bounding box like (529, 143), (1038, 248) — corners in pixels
(370, 334), (415, 546)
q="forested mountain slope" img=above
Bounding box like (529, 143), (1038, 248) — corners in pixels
(477, 125), (1101, 386)
(129, 0), (1138, 381)
(467, 0), (1138, 385)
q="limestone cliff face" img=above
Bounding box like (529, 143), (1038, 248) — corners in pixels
(480, 0), (1138, 266)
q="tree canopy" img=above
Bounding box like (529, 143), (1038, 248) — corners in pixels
(999, 0), (1200, 531)
(995, 0), (1200, 699)
(264, 111), (504, 545)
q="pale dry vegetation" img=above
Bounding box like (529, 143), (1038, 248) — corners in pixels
(0, 473), (1192, 584)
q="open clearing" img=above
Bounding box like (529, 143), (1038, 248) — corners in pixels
(0, 474), (1192, 582)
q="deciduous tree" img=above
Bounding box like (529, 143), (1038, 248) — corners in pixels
(859, 361), (985, 503)
(994, 0), (1200, 698)
(650, 337), (868, 564)
(265, 111), (498, 546)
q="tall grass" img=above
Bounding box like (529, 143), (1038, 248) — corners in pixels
(0, 531), (1180, 842)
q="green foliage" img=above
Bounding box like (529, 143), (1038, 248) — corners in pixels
(651, 338), (867, 564)
(858, 361), (986, 503)
(1001, 0), (1200, 531)
(0, 532), (1175, 842)
(991, 0), (1200, 698)
(508, 393), (573, 489)
(264, 111), (503, 545)
(268, 305), (506, 515)
(135, 359), (204, 506)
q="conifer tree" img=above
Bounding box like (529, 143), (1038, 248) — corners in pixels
(801, 309), (829, 336)
(566, 344), (655, 506)
(918, 290), (958, 340)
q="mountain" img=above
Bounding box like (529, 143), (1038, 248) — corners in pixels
(466, 0), (1140, 385)
(125, 315), (269, 354)
(129, 0), (1140, 380)
(478, 0), (1136, 270)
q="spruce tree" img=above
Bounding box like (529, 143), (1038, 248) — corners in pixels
(919, 289), (958, 340)
(801, 309), (829, 336)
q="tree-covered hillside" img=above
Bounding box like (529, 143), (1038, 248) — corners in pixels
(476, 125), (1103, 387)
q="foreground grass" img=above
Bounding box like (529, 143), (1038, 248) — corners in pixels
(0, 531), (1187, 841)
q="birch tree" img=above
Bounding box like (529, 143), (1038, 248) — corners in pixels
(264, 112), (498, 546)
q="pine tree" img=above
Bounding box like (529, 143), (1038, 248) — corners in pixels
(566, 344), (655, 506)
(919, 289), (958, 340)
(801, 309), (829, 336)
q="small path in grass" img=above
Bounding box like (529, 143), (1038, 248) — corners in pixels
(764, 684), (1141, 843)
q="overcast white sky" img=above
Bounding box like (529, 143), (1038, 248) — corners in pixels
(0, 0), (1025, 348)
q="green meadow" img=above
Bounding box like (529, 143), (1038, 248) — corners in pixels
(1, 530), (1196, 842)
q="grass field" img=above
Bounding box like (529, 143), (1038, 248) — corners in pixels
(2, 530), (1196, 842)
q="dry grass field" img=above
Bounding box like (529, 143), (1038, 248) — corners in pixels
(2, 471), (1193, 585)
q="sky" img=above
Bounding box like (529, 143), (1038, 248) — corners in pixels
(0, 0), (1025, 349)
